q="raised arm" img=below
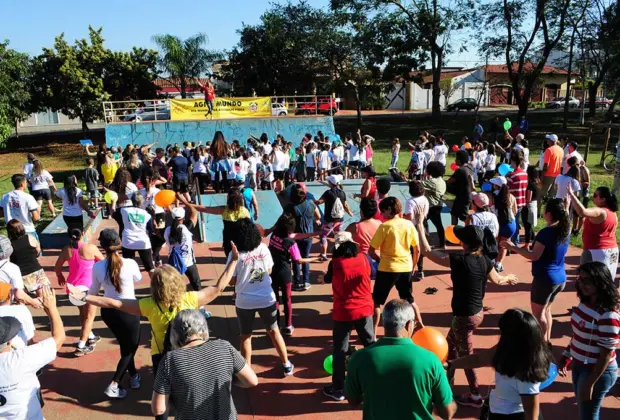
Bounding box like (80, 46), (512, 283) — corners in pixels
(196, 242), (239, 306)
(85, 145), (97, 157)
(568, 190), (605, 220)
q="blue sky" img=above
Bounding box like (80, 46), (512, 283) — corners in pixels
(2, 0), (482, 67)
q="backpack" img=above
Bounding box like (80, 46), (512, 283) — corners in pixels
(294, 201), (314, 233)
(331, 194), (345, 219)
(168, 246), (188, 274)
(482, 227), (499, 260)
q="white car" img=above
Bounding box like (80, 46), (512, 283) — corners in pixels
(546, 96), (579, 109)
(271, 103), (288, 116)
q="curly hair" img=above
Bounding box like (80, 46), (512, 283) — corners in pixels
(151, 265), (188, 310)
(425, 161), (445, 178)
(577, 262), (620, 312)
(231, 218), (262, 252)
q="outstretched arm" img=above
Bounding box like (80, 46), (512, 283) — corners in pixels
(197, 243), (239, 306)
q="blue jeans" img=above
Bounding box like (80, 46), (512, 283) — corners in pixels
(571, 360), (618, 420)
(293, 237), (312, 285)
(511, 207), (523, 244)
(390, 154), (399, 168)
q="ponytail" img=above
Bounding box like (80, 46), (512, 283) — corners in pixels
(168, 218), (183, 245)
(105, 245), (124, 293)
(545, 198), (570, 243)
(596, 186), (618, 212)
(69, 228), (82, 249)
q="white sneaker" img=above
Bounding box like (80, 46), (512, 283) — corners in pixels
(283, 361), (295, 377)
(129, 373), (141, 390)
(104, 384), (127, 399)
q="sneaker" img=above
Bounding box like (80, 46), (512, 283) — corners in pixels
(455, 393), (483, 408)
(494, 262), (504, 273)
(283, 361), (295, 377)
(319, 254), (329, 262)
(129, 373), (141, 390)
(88, 335), (101, 346)
(282, 326), (294, 336)
(200, 307), (212, 319)
(302, 282), (312, 291)
(413, 271), (424, 282)
(104, 384), (128, 399)
(291, 283), (304, 292)
(74, 345), (95, 357)
(323, 386), (345, 401)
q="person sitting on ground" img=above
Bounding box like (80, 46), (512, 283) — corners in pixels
(320, 232), (375, 401)
(151, 309), (258, 419)
(447, 308), (551, 420)
(419, 224), (518, 408)
(0, 285), (65, 419)
(345, 299), (457, 420)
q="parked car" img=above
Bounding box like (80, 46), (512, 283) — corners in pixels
(446, 98), (478, 112)
(546, 96), (579, 109)
(123, 104), (170, 122)
(295, 98), (339, 115)
(580, 97), (613, 108)
(271, 103), (288, 116)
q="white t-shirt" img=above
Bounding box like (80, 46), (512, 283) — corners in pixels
(475, 150), (488, 171)
(227, 242), (276, 310)
(514, 144), (530, 169)
(121, 207), (152, 250)
(0, 305), (35, 349)
(489, 372), (539, 415)
(0, 191), (38, 232)
(333, 146), (344, 162)
(164, 224), (195, 267)
(191, 156), (208, 174)
(0, 261), (24, 290)
(484, 154), (497, 172)
(0, 337), (57, 420)
(263, 163), (274, 182)
(554, 175), (581, 199)
(404, 196), (430, 226)
(118, 182), (138, 208)
(318, 151), (331, 169)
(28, 170), (53, 191)
(89, 257), (141, 299)
(56, 188), (83, 217)
(562, 150), (583, 174)
(433, 144), (448, 165)
(263, 143), (272, 156)
(23, 163), (33, 178)
(423, 149), (434, 165)
(140, 187), (164, 214)
(470, 211), (500, 238)
(358, 146), (367, 164)
(273, 150), (286, 171)
(238, 160), (250, 176)
(247, 156), (258, 174)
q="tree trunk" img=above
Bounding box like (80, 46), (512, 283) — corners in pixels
(81, 119), (89, 134)
(605, 82), (620, 121)
(180, 77), (187, 99)
(563, 27), (576, 131)
(353, 85), (362, 130)
(13, 119), (18, 139)
(588, 82), (598, 117)
(431, 49), (443, 120)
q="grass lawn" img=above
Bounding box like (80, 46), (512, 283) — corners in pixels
(0, 111), (617, 246)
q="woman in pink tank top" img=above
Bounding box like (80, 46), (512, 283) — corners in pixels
(54, 228), (104, 356)
(347, 198), (382, 254)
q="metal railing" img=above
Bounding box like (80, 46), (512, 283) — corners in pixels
(102, 94), (341, 124)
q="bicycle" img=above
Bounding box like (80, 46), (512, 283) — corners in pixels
(603, 144), (617, 173)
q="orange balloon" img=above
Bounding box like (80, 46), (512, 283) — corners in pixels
(412, 327), (449, 362)
(154, 189), (176, 207)
(444, 225), (460, 245)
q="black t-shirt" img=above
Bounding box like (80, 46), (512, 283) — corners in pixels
(84, 167), (99, 192)
(168, 155), (189, 180)
(268, 233), (299, 284)
(153, 339), (246, 420)
(527, 181), (540, 202)
(449, 253), (493, 316)
(451, 163), (474, 201)
(320, 187), (347, 223)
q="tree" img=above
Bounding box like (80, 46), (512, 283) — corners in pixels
(439, 78), (457, 106)
(103, 48), (159, 102)
(562, 0), (589, 130)
(0, 41), (31, 146)
(478, 0), (572, 118)
(332, 0), (473, 120)
(30, 26), (109, 132)
(152, 33), (221, 98)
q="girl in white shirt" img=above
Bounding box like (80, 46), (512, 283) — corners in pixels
(164, 207), (199, 291)
(483, 144), (498, 182)
(28, 160), (57, 217)
(448, 308), (551, 419)
(110, 169), (138, 239)
(120, 194), (154, 276)
(318, 144), (331, 181)
(432, 140), (449, 166)
(56, 175), (91, 233)
(305, 144), (318, 182)
(191, 147), (209, 194)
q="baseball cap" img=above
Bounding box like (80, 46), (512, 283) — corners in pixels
(453, 225), (484, 250)
(296, 182), (307, 194)
(98, 229), (120, 248)
(234, 173), (245, 184)
(171, 207), (186, 220)
(334, 231), (358, 249)
(0, 283), (12, 303)
(471, 192), (490, 208)
(516, 133), (525, 141)
(0, 236), (13, 261)
(0, 316), (21, 346)
(326, 175), (342, 186)
(490, 176), (507, 187)
(545, 134), (559, 142)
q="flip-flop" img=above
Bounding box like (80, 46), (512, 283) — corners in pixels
(423, 287), (438, 295)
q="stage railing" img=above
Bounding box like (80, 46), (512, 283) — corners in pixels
(102, 95), (341, 124)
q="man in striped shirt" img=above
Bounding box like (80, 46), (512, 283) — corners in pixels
(507, 150), (528, 245)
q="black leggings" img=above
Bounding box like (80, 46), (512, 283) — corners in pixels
(122, 247), (155, 272)
(63, 215), (84, 234)
(425, 205), (445, 247)
(100, 308), (141, 384)
(213, 170), (229, 193)
(113, 209), (125, 238)
(522, 206), (535, 243)
(186, 264), (201, 291)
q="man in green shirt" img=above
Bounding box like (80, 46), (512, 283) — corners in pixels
(345, 299), (457, 420)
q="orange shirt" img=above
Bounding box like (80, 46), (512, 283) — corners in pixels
(543, 145), (563, 177)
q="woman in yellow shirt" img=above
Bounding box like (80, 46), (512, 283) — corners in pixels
(369, 196), (423, 335)
(69, 246), (238, 379)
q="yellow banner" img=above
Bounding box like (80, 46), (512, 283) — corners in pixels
(170, 97), (272, 120)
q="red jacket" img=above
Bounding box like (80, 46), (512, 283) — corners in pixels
(330, 254), (374, 322)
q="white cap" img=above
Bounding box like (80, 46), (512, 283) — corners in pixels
(326, 175), (342, 186)
(516, 133), (524, 141)
(171, 207), (186, 219)
(490, 176), (507, 187)
(334, 231), (358, 249)
(545, 134), (559, 142)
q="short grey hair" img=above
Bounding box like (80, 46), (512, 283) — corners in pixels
(170, 309), (209, 349)
(131, 193), (144, 207)
(382, 299), (415, 333)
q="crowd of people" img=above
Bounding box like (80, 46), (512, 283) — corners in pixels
(0, 123), (618, 420)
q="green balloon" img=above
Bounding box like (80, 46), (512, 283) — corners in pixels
(323, 354), (333, 375)
(503, 120), (512, 131)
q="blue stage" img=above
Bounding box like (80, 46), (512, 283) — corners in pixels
(105, 116), (336, 149)
(40, 210), (103, 249)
